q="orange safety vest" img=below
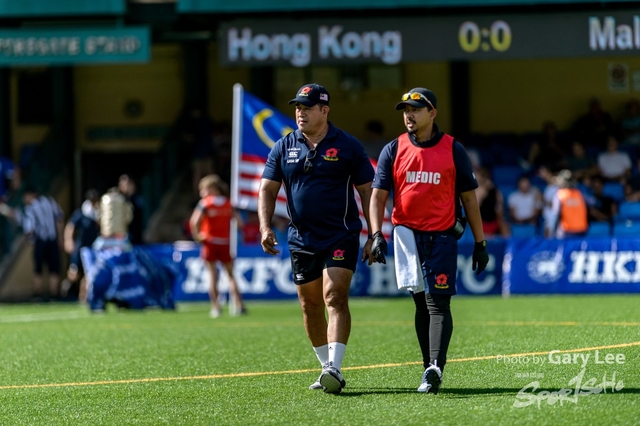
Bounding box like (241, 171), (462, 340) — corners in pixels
(557, 188), (588, 233)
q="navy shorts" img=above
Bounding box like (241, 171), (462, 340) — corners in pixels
(414, 231), (458, 295)
(290, 235), (359, 285)
(69, 249), (84, 275)
(33, 238), (61, 275)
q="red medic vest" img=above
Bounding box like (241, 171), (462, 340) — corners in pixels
(391, 133), (456, 232)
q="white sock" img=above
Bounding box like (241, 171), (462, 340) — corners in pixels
(328, 342), (347, 370)
(313, 344), (329, 366)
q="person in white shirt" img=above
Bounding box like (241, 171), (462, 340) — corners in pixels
(597, 136), (632, 182)
(508, 175), (543, 225)
(538, 166), (560, 238)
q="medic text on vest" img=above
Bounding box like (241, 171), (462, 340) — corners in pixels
(406, 171), (441, 184)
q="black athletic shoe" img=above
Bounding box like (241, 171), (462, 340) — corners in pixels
(417, 365), (442, 394)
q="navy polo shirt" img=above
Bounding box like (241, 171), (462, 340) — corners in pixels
(373, 124), (478, 194)
(262, 122), (374, 251)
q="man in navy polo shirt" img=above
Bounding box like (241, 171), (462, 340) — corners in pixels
(258, 83), (375, 394)
(369, 87), (489, 394)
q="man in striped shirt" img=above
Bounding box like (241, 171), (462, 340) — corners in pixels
(19, 187), (65, 298)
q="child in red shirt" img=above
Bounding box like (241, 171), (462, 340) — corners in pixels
(190, 174), (246, 317)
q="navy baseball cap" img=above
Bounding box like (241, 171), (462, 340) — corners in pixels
(288, 83), (330, 107)
(395, 87), (437, 110)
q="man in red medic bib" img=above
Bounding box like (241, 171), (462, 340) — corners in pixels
(369, 87), (489, 394)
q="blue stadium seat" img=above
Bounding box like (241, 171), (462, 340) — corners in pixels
(529, 175), (547, 193)
(613, 220), (640, 236)
(498, 184), (518, 216)
(617, 201), (640, 221)
(619, 144), (639, 165)
(586, 221), (610, 236)
(602, 182), (625, 203)
(489, 133), (521, 165)
(492, 165), (524, 187)
(510, 223), (537, 238)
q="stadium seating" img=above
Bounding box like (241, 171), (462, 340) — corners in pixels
(602, 182), (625, 203)
(529, 175), (547, 193)
(613, 220), (640, 236)
(510, 223), (537, 238)
(586, 221), (610, 236)
(618, 144), (638, 165)
(489, 133), (521, 165)
(492, 165), (524, 187)
(617, 201), (640, 221)
(497, 184), (518, 216)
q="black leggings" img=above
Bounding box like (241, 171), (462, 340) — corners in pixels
(412, 291), (453, 371)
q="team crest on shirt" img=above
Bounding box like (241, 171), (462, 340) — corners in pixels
(434, 273), (449, 289)
(323, 148), (339, 161)
(332, 249), (345, 261)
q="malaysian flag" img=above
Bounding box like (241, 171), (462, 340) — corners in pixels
(230, 84), (392, 246)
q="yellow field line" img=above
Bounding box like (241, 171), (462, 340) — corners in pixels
(453, 321), (640, 327)
(1, 341), (638, 390)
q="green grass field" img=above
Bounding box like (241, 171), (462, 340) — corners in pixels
(0, 295), (638, 425)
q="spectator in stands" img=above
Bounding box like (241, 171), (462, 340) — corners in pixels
(475, 167), (510, 238)
(118, 174), (144, 244)
(361, 120), (387, 160)
(597, 136), (632, 183)
(61, 189), (101, 302)
(586, 176), (618, 224)
(572, 97), (615, 149)
(566, 140), (598, 182)
(548, 170), (588, 239)
(526, 121), (566, 171)
(507, 175), (542, 225)
(619, 98), (640, 146)
(624, 158), (640, 202)
(0, 187), (64, 299)
(539, 165), (560, 238)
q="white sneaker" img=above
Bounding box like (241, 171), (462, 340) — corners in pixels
(209, 308), (221, 318)
(309, 374), (323, 390)
(319, 363), (346, 394)
(417, 365), (443, 394)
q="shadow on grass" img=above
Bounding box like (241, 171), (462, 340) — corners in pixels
(336, 387), (640, 397)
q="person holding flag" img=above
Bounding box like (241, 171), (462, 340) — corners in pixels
(258, 83), (375, 394)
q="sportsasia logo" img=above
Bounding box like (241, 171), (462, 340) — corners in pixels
(406, 171), (441, 184)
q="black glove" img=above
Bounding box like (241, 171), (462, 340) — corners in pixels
(472, 240), (489, 275)
(371, 231), (388, 264)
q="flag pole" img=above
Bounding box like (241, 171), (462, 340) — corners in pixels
(230, 83), (243, 259)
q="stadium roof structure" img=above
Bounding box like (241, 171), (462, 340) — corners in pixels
(177, 0), (638, 13)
